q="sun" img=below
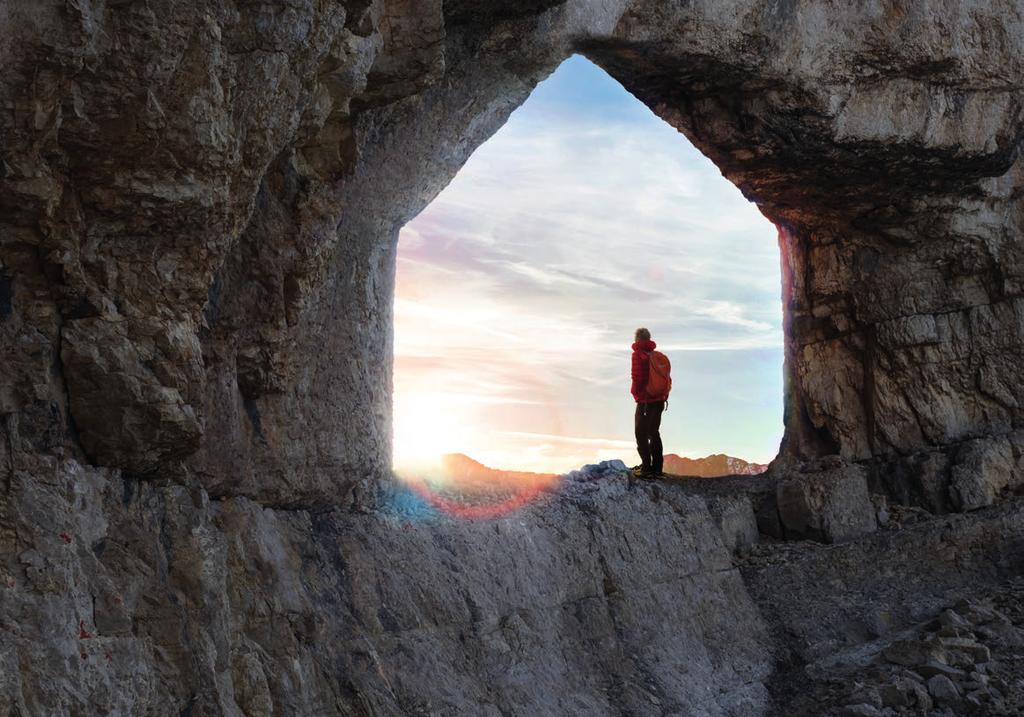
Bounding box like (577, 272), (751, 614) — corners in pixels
(392, 392), (468, 473)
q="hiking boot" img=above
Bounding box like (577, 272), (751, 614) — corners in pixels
(632, 465), (655, 478)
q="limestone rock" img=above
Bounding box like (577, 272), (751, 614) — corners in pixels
(0, 460), (776, 715)
(1, 0), (1021, 509)
(916, 661), (967, 680)
(883, 640), (943, 668)
(61, 316), (203, 474)
(927, 674), (961, 704)
(949, 436), (1023, 511)
(2, 0), (1024, 713)
(776, 463), (877, 543)
(707, 495), (760, 552)
(938, 636), (991, 664)
(878, 682), (913, 708)
(939, 608), (971, 632)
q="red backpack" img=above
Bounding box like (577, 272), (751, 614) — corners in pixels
(646, 350), (672, 401)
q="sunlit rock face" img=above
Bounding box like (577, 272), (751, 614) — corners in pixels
(1, 0), (1022, 713)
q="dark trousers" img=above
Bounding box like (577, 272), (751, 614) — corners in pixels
(634, 401), (665, 472)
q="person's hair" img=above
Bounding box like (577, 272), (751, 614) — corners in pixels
(635, 327), (651, 342)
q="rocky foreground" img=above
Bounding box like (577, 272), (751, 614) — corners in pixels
(1, 455), (1021, 715)
(375, 461), (1024, 716)
(741, 524), (1024, 717)
(781, 585), (1024, 716)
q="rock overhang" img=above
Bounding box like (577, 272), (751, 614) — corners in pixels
(0, 2), (1023, 710)
(2, 1), (1022, 517)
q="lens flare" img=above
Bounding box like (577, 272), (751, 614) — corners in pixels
(392, 454), (562, 520)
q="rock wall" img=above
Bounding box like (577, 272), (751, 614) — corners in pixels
(583, 1), (1024, 501)
(1, 0), (1023, 713)
(3, 0), (1022, 506)
(0, 455), (773, 715)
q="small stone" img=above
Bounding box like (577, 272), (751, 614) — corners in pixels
(17, 550), (44, 568)
(879, 682), (912, 707)
(840, 704), (882, 717)
(938, 636), (990, 663)
(902, 669), (925, 683)
(965, 689), (988, 707)
(927, 674), (960, 704)
(944, 650), (974, 668)
(883, 639), (940, 667)
(916, 661), (965, 679)
(908, 681), (932, 711)
(942, 635), (983, 651)
(848, 686), (882, 709)
(953, 599), (999, 624)
(939, 609), (970, 631)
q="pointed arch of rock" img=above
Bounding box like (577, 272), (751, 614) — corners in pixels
(3, 2), (1024, 714)
(197, 3), (1023, 516)
(4, 1), (1022, 517)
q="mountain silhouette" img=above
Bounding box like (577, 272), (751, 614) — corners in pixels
(661, 453), (768, 477)
(435, 452), (767, 485)
(438, 453), (557, 493)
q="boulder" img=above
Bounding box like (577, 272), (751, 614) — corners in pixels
(916, 661), (967, 680)
(908, 680), (933, 712)
(938, 636), (991, 664)
(776, 463), (877, 543)
(948, 437), (1021, 511)
(927, 674), (961, 704)
(708, 495), (760, 552)
(883, 639), (943, 667)
(878, 682), (913, 708)
(938, 608), (971, 631)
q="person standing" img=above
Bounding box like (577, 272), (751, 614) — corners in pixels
(630, 327), (671, 478)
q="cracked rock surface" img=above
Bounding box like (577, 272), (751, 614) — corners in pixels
(0, 460), (773, 716)
(1, 0), (1023, 714)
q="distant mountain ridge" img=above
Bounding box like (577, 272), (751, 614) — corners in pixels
(662, 453), (768, 477)
(439, 453), (557, 491)
(400, 452), (766, 520)
(437, 452), (767, 483)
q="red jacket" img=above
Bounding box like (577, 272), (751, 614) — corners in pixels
(631, 339), (667, 403)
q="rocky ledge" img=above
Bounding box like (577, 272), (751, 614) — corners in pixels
(2, 454), (1024, 715)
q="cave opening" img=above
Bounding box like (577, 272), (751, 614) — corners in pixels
(391, 55), (784, 495)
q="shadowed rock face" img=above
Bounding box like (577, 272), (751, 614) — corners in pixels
(1, 0), (1023, 713)
(3, 0), (1021, 504)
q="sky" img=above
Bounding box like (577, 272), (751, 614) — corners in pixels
(393, 55), (784, 475)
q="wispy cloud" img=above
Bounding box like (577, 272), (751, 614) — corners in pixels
(496, 431), (637, 448)
(690, 300), (776, 332)
(393, 55), (784, 472)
